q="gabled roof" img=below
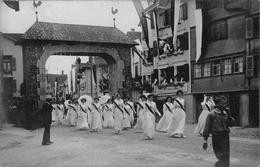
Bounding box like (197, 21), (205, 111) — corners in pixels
(23, 22), (136, 45)
(2, 33), (24, 42)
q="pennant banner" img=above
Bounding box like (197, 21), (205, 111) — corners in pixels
(172, 0), (180, 49)
(3, 0), (19, 11)
(195, 9), (203, 63)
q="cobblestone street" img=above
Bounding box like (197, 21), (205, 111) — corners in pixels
(0, 124), (259, 167)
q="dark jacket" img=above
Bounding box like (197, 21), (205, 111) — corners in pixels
(203, 107), (234, 140)
(42, 102), (53, 125)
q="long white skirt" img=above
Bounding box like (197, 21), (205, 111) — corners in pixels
(123, 114), (131, 129)
(114, 109), (123, 133)
(66, 109), (77, 126)
(103, 111), (114, 128)
(194, 109), (209, 135)
(156, 111), (173, 132)
(91, 111), (102, 131)
(144, 111), (156, 139)
(167, 108), (186, 136)
(135, 110), (146, 132)
(76, 112), (89, 130)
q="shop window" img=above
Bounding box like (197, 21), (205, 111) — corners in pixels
(234, 57), (243, 73)
(179, 3), (188, 22)
(212, 61), (221, 76)
(223, 59), (232, 74)
(209, 20), (228, 41)
(203, 63), (211, 77)
(194, 64), (202, 78)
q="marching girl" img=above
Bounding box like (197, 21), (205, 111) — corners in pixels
(134, 95), (147, 133)
(102, 99), (114, 128)
(113, 94), (124, 134)
(66, 100), (78, 126)
(76, 98), (89, 130)
(122, 99), (132, 130)
(156, 96), (174, 132)
(144, 94), (161, 140)
(127, 97), (136, 127)
(167, 90), (186, 138)
(89, 97), (102, 132)
(194, 94), (215, 135)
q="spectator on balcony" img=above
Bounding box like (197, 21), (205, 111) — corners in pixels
(159, 39), (172, 56)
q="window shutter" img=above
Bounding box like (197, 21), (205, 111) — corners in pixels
(183, 3), (188, 20)
(12, 79), (17, 92)
(245, 17), (254, 39)
(12, 57), (16, 71)
(246, 56), (254, 77)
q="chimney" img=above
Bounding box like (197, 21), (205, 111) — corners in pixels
(131, 28), (135, 32)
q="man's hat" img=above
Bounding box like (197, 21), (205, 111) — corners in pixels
(214, 95), (228, 107)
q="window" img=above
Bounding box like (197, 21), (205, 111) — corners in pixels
(194, 64), (202, 78)
(160, 9), (171, 27)
(177, 32), (189, 50)
(234, 57), (243, 73)
(203, 63), (211, 77)
(134, 63), (138, 77)
(2, 55), (12, 74)
(253, 16), (259, 38)
(13, 79), (16, 92)
(223, 59), (232, 74)
(212, 61), (221, 76)
(209, 20), (228, 40)
(179, 3), (188, 21)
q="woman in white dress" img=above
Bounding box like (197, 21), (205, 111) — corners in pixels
(135, 95), (147, 133)
(167, 90), (186, 138)
(122, 99), (131, 130)
(144, 94), (161, 140)
(76, 98), (89, 130)
(89, 97), (102, 132)
(66, 100), (78, 126)
(102, 99), (114, 128)
(156, 96), (174, 132)
(194, 95), (215, 135)
(127, 98), (135, 128)
(113, 94), (124, 134)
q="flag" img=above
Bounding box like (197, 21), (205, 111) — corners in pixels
(3, 0), (19, 12)
(172, 0), (180, 50)
(132, 0), (150, 49)
(195, 9), (203, 63)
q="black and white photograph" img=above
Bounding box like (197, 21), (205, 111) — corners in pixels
(0, 0), (259, 166)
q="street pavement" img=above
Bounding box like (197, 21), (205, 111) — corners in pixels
(0, 124), (259, 167)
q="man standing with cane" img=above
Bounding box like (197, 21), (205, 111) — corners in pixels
(42, 98), (54, 146)
(202, 95), (234, 167)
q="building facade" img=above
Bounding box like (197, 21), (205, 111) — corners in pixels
(191, 0), (259, 127)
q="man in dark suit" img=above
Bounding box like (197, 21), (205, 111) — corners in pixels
(42, 98), (54, 146)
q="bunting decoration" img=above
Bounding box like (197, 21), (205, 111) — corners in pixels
(195, 9), (203, 63)
(172, 0), (180, 50)
(3, 0), (19, 12)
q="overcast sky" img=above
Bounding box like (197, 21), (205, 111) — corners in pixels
(0, 0), (145, 74)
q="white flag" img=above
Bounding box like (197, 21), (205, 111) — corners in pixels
(195, 9), (203, 63)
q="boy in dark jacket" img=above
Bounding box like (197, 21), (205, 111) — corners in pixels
(203, 95), (234, 167)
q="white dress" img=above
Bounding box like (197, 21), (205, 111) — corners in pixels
(76, 104), (89, 130)
(144, 101), (159, 139)
(134, 101), (146, 132)
(167, 98), (186, 136)
(156, 102), (174, 132)
(102, 104), (114, 128)
(194, 98), (215, 135)
(122, 104), (131, 129)
(66, 104), (78, 126)
(89, 103), (102, 131)
(113, 99), (124, 133)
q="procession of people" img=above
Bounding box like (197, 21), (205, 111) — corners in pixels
(40, 89), (234, 167)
